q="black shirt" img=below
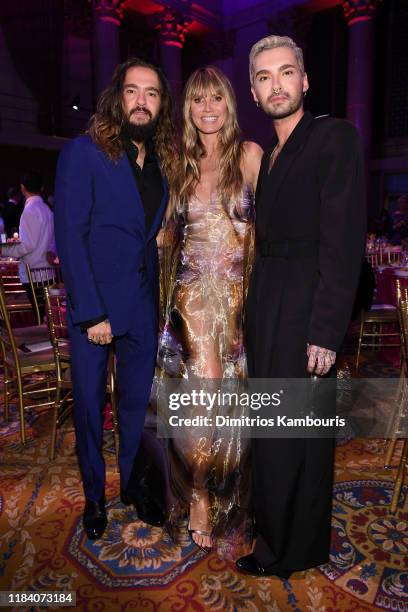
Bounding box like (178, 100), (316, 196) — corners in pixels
(122, 137), (163, 234)
(79, 138), (164, 332)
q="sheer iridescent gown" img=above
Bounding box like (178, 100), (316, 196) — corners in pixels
(157, 185), (254, 558)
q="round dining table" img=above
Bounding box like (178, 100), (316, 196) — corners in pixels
(375, 265), (408, 306)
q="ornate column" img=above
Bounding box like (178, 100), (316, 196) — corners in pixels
(153, 7), (191, 105)
(343, 0), (380, 159)
(92, 0), (123, 96)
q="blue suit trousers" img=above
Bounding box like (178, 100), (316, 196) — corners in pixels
(68, 309), (157, 502)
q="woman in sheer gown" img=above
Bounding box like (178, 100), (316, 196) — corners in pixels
(158, 66), (262, 553)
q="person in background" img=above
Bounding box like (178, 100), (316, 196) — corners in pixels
(3, 186), (24, 238)
(0, 172), (56, 319)
(390, 194), (408, 245)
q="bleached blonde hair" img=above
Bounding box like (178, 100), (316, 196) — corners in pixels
(249, 35), (304, 85)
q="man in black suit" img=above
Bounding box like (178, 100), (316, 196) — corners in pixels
(236, 35), (366, 578)
(3, 187), (23, 238)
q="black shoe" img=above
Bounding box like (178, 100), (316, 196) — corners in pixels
(120, 490), (133, 506)
(136, 496), (166, 527)
(83, 496), (107, 540)
(236, 553), (292, 579)
(120, 489), (166, 527)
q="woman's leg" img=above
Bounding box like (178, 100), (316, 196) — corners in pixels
(174, 280), (244, 549)
(175, 286), (222, 548)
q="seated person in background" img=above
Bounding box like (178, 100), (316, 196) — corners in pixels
(1, 171), (56, 320)
(390, 194), (408, 245)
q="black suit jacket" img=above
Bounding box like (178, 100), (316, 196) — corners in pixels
(246, 111), (366, 377)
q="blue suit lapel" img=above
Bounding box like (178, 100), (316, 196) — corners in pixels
(100, 149), (168, 239)
(100, 152), (145, 232)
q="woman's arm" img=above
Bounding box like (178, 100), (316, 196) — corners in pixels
(241, 141), (264, 192)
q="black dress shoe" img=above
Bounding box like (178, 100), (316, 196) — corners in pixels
(236, 553), (292, 579)
(120, 490), (166, 527)
(136, 496), (166, 527)
(83, 496), (107, 540)
(120, 490), (133, 506)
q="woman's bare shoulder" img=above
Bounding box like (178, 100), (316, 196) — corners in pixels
(243, 140), (264, 157)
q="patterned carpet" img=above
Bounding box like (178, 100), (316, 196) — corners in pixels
(0, 356), (407, 611)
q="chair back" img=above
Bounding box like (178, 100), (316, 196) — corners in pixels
(366, 248), (384, 267)
(398, 299), (408, 371)
(44, 286), (70, 378)
(26, 264), (62, 325)
(0, 259), (33, 319)
(26, 264), (62, 285)
(0, 280), (24, 370)
(394, 278), (408, 304)
(387, 247), (402, 265)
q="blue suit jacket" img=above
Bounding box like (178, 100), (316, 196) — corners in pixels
(54, 135), (168, 336)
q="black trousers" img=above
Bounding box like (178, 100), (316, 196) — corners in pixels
(251, 436), (334, 571)
(246, 285), (336, 571)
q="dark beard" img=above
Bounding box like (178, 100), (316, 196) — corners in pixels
(121, 115), (159, 142)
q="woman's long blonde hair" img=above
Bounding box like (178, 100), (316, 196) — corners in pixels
(169, 66), (244, 216)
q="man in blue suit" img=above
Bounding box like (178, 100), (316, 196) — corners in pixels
(55, 58), (177, 539)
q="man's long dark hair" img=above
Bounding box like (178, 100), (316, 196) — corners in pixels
(88, 58), (178, 181)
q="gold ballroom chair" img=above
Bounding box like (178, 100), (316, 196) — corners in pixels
(355, 305), (400, 371)
(366, 249), (383, 267)
(0, 281), (58, 446)
(44, 287), (120, 466)
(355, 263), (404, 371)
(386, 247), (402, 266)
(0, 259), (35, 322)
(384, 286), (408, 513)
(366, 246), (401, 268)
(26, 263), (63, 325)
